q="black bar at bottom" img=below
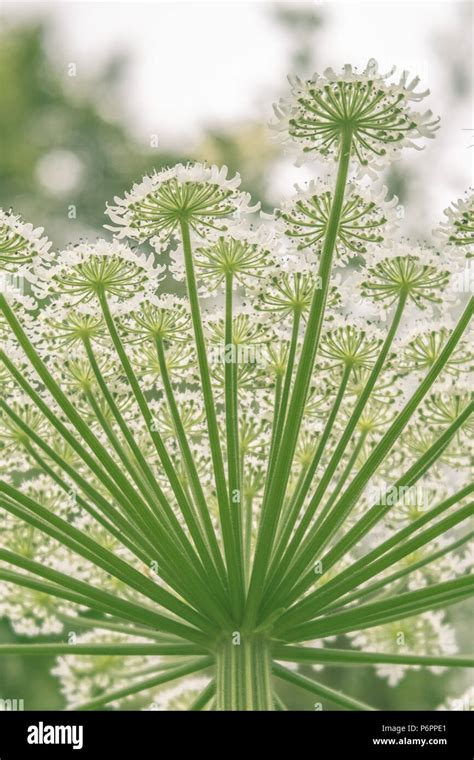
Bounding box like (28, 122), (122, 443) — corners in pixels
(0, 710), (472, 757)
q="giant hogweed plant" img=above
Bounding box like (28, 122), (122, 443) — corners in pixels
(0, 62), (473, 712)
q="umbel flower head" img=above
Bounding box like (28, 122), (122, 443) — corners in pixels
(117, 294), (191, 344)
(398, 322), (473, 376)
(318, 320), (383, 372)
(34, 239), (164, 305)
(193, 226), (276, 288)
(273, 60), (439, 170)
(436, 190), (474, 259)
(105, 163), (259, 245)
(40, 308), (106, 348)
(256, 271), (316, 319)
(360, 245), (452, 308)
(277, 179), (398, 262)
(0, 209), (51, 277)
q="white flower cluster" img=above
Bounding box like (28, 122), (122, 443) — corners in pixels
(0, 60), (471, 710)
(272, 61), (439, 174)
(348, 612), (458, 687)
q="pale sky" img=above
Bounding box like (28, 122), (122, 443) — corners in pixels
(2, 0), (473, 230)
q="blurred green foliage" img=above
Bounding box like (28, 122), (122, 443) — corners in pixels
(0, 22), (277, 248)
(0, 22), (186, 246)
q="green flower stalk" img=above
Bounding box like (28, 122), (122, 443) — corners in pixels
(0, 62), (472, 712)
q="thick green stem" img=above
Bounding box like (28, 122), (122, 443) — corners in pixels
(75, 657), (213, 710)
(225, 272), (241, 504)
(275, 397), (474, 613)
(98, 292), (227, 599)
(83, 336), (184, 510)
(266, 373), (283, 482)
(0, 396), (162, 563)
(180, 220), (245, 618)
(268, 363), (351, 578)
(274, 466), (308, 548)
(273, 646), (474, 668)
(0, 384), (217, 618)
(265, 293), (407, 603)
(316, 429), (368, 516)
(278, 501), (473, 631)
(263, 308), (301, 496)
(273, 663), (376, 711)
(0, 643), (206, 657)
(271, 405), (473, 618)
(243, 493), (254, 587)
(0, 305), (178, 548)
(21, 443), (161, 569)
(244, 129), (353, 627)
(190, 680), (216, 710)
(323, 529), (473, 612)
(215, 634), (273, 711)
(155, 335), (227, 586)
(0, 488), (213, 632)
